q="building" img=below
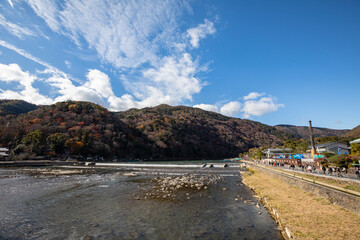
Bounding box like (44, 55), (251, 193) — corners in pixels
(0, 147), (9, 159)
(349, 138), (360, 145)
(313, 142), (350, 155)
(265, 148), (303, 165)
(266, 148), (293, 158)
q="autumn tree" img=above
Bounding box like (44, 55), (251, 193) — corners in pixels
(46, 133), (69, 154)
(22, 129), (46, 155)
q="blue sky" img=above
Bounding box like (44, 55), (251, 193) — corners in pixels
(0, 0), (359, 129)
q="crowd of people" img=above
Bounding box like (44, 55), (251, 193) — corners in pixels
(259, 160), (360, 180)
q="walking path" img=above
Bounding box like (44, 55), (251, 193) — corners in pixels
(243, 160), (360, 197)
(258, 161), (360, 182)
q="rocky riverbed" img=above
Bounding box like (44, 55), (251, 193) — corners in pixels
(135, 174), (223, 201)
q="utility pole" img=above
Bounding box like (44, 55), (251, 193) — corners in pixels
(309, 120), (316, 157)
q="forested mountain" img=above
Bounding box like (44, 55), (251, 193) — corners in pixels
(116, 104), (294, 159)
(0, 101), (294, 160)
(274, 124), (349, 139)
(345, 125), (360, 139)
(0, 100), (38, 116)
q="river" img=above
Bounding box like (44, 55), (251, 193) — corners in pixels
(0, 166), (281, 240)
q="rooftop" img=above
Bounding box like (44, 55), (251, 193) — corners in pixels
(349, 138), (360, 144)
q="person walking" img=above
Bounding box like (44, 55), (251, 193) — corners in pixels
(322, 166), (326, 175)
(337, 167), (341, 177)
(328, 167), (333, 176)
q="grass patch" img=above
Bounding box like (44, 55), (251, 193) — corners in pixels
(344, 185), (360, 192)
(243, 170), (360, 240)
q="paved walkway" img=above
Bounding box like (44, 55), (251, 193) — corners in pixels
(256, 161), (360, 183)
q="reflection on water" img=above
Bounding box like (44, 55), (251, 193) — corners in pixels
(0, 168), (281, 240)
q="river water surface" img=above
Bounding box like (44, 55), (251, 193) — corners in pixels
(0, 167), (281, 240)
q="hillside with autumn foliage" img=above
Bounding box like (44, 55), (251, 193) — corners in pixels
(345, 125), (360, 138)
(0, 100), (298, 161)
(0, 101), (153, 160)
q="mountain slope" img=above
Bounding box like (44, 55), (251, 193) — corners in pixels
(345, 125), (360, 139)
(116, 104), (295, 159)
(0, 100), (38, 116)
(0, 101), (294, 160)
(275, 124), (349, 139)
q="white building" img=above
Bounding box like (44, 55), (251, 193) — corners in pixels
(266, 148), (293, 158)
(313, 142), (350, 155)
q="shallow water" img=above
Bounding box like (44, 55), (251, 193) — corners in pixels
(0, 168), (281, 240)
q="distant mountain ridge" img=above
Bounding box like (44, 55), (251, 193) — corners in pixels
(0, 100), (38, 116)
(345, 125), (360, 138)
(0, 100), (293, 160)
(0, 99), (356, 160)
(274, 124), (349, 139)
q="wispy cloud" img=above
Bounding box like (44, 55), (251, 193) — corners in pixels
(0, 14), (36, 39)
(26, 0), (189, 69)
(64, 60), (71, 69)
(25, 0), (60, 32)
(187, 19), (216, 48)
(22, 0), (215, 110)
(0, 40), (82, 84)
(243, 92), (265, 100)
(0, 40), (55, 70)
(7, 0), (13, 8)
(334, 120), (343, 125)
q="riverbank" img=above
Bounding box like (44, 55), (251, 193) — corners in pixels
(242, 168), (360, 240)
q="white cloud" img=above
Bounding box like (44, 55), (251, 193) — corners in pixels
(0, 63), (109, 107)
(85, 69), (114, 99)
(25, 0), (189, 69)
(109, 53), (203, 111)
(243, 92), (265, 100)
(0, 40), (55, 71)
(22, 0), (216, 110)
(187, 19), (216, 48)
(220, 101), (241, 117)
(193, 104), (218, 113)
(0, 14), (36, 39)
(7, 0), (13, 8)
(25, 0), (60, 32)
(0, 40), (82, 84)
(64, 60), (71, 69)
(43, 69), (106, 106)
(0, 63), (53, 105)
(141, 54), (202, 103)
(242, 97), (284, 118)
(194, 93), (284, 118)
